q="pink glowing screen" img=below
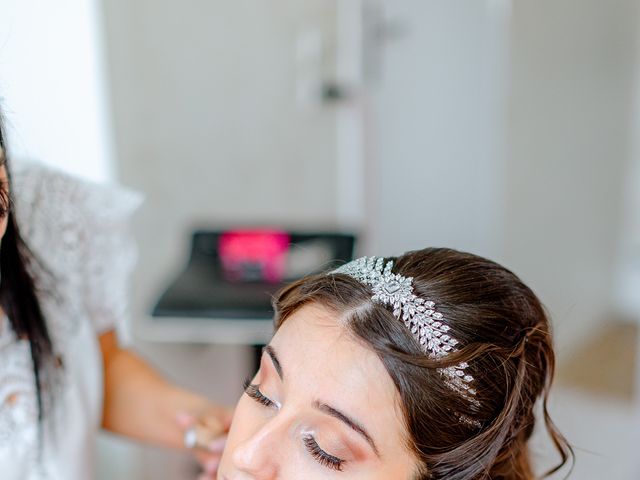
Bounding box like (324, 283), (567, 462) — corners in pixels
(218, 229), (291, 282)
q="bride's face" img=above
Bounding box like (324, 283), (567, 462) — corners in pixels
(218, 303), (417, 479)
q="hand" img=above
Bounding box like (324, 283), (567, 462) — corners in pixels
(177, 405), (234, 479)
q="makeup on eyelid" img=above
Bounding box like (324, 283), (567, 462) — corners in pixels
(300, 423), (367, 464)
(245, 371), (370, 466)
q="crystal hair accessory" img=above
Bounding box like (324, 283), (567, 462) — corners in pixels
(330, 257), (478, 406)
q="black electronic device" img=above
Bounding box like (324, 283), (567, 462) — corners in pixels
(152, 230), (356, 320)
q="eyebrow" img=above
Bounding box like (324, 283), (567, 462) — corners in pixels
(264, 345), (380, 457)
(314, 401), (380, 457)
(264, 345), (283, 380)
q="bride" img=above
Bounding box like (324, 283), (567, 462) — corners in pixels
(216, 248), (573, 479)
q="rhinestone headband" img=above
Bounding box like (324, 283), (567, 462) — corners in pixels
(331, 257), (478, 406)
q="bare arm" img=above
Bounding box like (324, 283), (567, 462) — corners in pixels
(99, 330), (231, 450)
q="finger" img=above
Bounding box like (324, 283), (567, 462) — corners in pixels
(208, 436), (226, 454)
(201, 407), (234, 432)
(193, 450), (222, 466)
(200, 415), (224, 434)
(176, 411), (196, 430)
(220, 408), (234, 430)
(186, 424), (226, 450)
(204, 457), (220, 474)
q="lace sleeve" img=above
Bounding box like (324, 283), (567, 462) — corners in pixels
(11, 161), (143, 335)
(78, 180), (142, 334)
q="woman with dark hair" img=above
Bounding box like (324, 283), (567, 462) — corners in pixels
(0, 110), (229, 479)
(218, 249), (574, 479)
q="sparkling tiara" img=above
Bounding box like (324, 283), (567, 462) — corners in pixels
(331, 257), (478, 406)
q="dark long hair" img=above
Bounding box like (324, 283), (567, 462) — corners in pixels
(273, 248), (574, 479)
(0, 109), (54, 422)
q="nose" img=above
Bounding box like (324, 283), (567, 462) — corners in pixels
(231, 416), (285, 479)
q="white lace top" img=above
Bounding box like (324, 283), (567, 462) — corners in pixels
(0, 161), (140, 480)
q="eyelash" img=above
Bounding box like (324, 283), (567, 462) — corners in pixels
(303, 434), (344, 471)
(242, 379), (345, 472)
(243, 379), (277, 408)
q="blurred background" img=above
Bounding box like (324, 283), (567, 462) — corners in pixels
(1, 0), (639, 478)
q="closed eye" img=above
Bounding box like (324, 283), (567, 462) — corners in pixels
(243, 379), (279, 409)
(242, 378), (346, 471)
(303, 434), (345, 471)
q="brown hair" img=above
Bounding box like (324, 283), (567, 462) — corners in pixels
(273, 248), (573, 479)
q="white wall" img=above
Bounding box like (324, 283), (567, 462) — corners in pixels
(102, 0), (343, 321)
(369, 0), (511, 260)
(615, 7), (640, 321)
(0, 0), (114, 182)
(504, 0), (639, 351)
(369, 0), (639, 355)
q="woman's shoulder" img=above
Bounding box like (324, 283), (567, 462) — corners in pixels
(11, 161), (141, 226)
(10, 160), (142, 272)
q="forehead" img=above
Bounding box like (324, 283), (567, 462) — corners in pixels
(270, 303), (408, 453)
